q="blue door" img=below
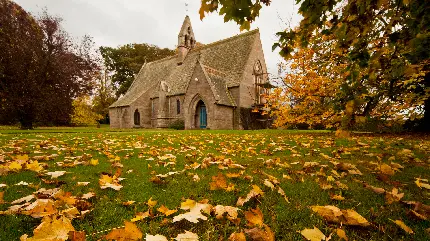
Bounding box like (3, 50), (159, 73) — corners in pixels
(199, 104), (207, 128)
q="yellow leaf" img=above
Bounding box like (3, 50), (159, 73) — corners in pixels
(245, 206), (264, 227)
(299, 227), (326, 241)
(380, 164), (395, 176)
(391, 219), (414, 234)
(147, 197), (157, 208)
(174, 231), (198, 241)
(20, 216), (74, 241)
(8, 161), (23, 171)
(336, 228), (348, 240)
(130, 211), (150, 222)
(228, 232), (246, 241)
(146, 234), (168, 241)
(26, 161), (44, 173)
(157, 205), (177, 216)
(105, 221), (142, 241)
(90, 159), (99, 166)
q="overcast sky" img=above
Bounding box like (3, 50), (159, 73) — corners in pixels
(14, 0), (302, 75)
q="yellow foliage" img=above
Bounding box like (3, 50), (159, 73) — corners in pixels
(71, 95), (102, 126)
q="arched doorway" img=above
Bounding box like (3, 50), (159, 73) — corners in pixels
(134, 109), (140, 126)
(195, 100), (207, 129)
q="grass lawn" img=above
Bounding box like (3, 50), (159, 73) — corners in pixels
(0, 127), (429, 240)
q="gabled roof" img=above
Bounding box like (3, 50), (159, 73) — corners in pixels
(110, 29), (259, 108)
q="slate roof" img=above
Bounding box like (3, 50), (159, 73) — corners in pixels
(110, 29), (259, 108)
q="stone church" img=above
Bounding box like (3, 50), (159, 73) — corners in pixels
(109, 16), (269, 129)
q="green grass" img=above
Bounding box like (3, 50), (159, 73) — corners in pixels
(0, 127), (429, 240)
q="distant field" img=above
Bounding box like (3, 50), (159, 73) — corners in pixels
(0, 128), (429, 240)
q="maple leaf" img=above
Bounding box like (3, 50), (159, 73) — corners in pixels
(173, 199), (211, 223)
(105, 221), (142, 241)
(228, 232), (246, 241)
(99, 174), (122, 191)
(89, 159), (99, 166)
(146, 234), (168, 241)
(214, 205), (239, 221)
(379, 164), (395, 176)
(157, 205), (177, 216)
(22, 199), (57, 218)
(46, 171), (67, 179)
(81, 192), (95, 199)
(20, 216), (75, 241)
(147, 197), (157, 208)
(68, 231), (86, 241)
(210, 173), (228, 190)
(61, 207), (80, 219)
(299, 227), (326, 241)
(390, 219), (414, 234)
(385, 188), (404, 204)
(245, 207), (264, 227)
(8, 161), (23, 171)
(237, 185), (264, 206)
(26, 161), (44, 172)
(245, 224), (275, 241)
(130, 211), (150, 222)
(174, 230), (199, 241)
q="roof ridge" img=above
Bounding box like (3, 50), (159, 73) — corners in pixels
(190, 28), (259, 53)
(145, 29), (259, 65)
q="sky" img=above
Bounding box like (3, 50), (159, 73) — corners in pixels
(14, 0), (302, 75)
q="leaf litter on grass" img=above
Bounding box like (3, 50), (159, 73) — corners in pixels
(0, 130), (429, 240)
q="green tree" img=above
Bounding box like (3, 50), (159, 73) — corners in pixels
(92, 70), (116, 124)
(100, 43), (175, 97)
(200, 0), (430, 131)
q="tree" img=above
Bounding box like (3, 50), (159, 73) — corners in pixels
(200, 0), (430, 131)
(92, 70), (116, 124)
(0, 0), (99, 129)
(71, 96), (103, 126)
(100, 43), (175, 97)
(0, 0), (44, 128)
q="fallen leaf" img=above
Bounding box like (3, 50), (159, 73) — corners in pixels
(46, 171), (67, 179)
(145, 234), (168, 241)
(157, 205), (177, 216)
(336, 228), (348, 241)
(380, 164), (395, 176)
(20, 216), (74, 241)
(245, 224), (275, 241)
(237, 185), (264, 206)
(228, 232), (246, 241)
(174, 230), (198, 241)
(245, 207), (264, 227)
(300, 227), (326, 241)
(68, 231), (86, 241)
(391, 219), (414, 234)
(105, 221), (142, 241)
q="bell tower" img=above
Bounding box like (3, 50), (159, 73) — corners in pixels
(177, 15), (195, 65)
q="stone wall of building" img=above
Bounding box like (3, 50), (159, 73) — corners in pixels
(238, 32), (268, 109)
(109, 106), (132, 128)
(183, 61), (234, 129)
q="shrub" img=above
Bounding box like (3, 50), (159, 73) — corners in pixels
(168, 119), (185, 130)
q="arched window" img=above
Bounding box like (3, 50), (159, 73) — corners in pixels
(254, 61), (264, 104)
(134, 109), (140, 125)
(176, 99), (181, 114)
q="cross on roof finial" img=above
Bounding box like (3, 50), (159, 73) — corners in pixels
(185, 1), (189, 14)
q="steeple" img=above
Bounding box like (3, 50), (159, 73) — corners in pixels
(177, 15), (195, 65)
